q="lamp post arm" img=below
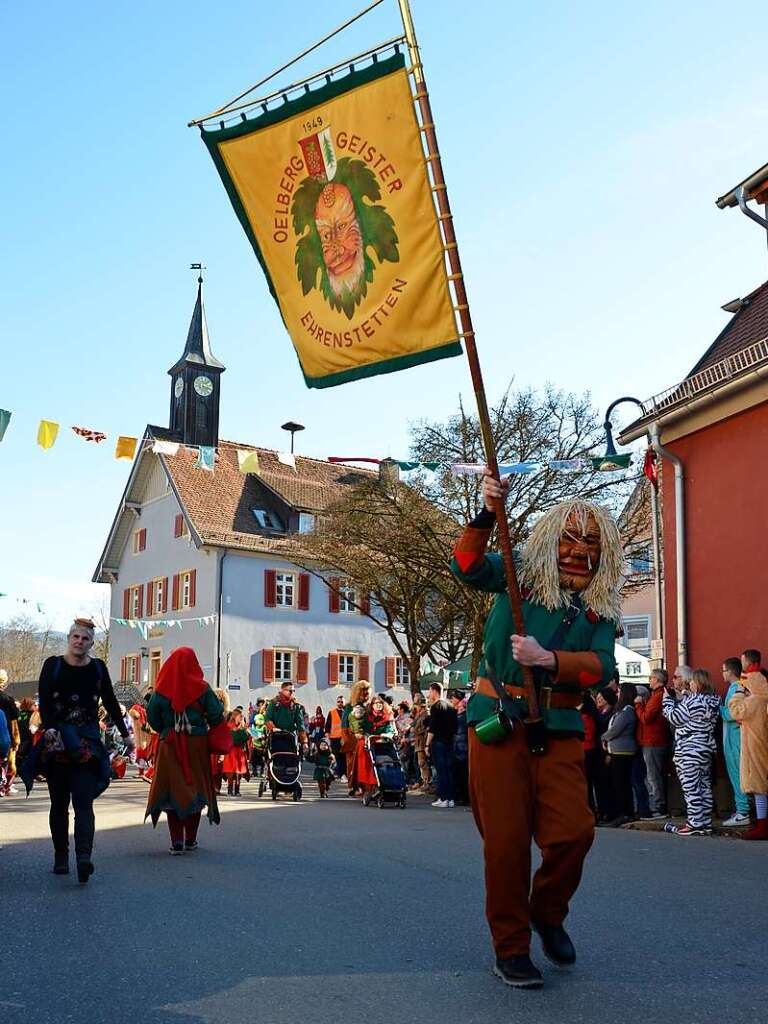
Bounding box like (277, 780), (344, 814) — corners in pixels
(603, 396), (646, 456)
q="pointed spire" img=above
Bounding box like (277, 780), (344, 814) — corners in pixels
(168, 277), (225, 375)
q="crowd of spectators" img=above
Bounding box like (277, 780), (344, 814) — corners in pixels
(580, 648), (768, 838)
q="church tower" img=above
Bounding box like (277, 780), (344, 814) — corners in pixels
(168, 274), (225, 448)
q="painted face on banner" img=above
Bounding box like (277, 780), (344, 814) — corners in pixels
(314, 183), (365, 300)
(557, 510), (601, 592)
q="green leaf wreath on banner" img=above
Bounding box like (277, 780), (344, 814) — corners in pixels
(292, 157), (399, 319)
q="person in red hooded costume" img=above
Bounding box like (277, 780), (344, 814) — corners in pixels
(144, 648), (225, 854)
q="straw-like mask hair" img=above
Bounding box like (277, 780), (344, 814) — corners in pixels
(519, 500), (623, 622)
(215, 688), (230, 715)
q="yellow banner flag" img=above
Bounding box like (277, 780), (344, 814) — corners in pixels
(115, 436), (138, 460)
(202, 53), (460, 388)
(237, 449), (261, 474)
(37, 420), (59, 449)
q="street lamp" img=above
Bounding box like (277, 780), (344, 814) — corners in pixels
(281, 421), (305, 454)
(601, 395), (665, 667)
(594, 396), (645, 471)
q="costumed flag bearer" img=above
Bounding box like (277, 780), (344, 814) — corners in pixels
(451, 472), (622, 989)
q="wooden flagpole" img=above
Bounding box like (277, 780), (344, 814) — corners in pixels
(397, 0), (545, 746)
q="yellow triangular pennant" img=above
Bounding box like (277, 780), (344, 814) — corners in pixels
(37, 420), (60, 449)
(115, 436), (138, 460)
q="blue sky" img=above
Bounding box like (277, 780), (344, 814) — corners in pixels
(1, 0), (767, 630)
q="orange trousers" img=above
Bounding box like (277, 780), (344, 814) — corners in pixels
(469, 725), (594, 958)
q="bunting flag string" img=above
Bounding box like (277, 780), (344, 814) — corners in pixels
(112, 614), (217, 640)
(0, 404), (291, 476)
(328, 455), (634, 475)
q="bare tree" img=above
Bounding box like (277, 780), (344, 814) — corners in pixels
(290, 385), (648, 686)
(288, 473), (484, 691)
(0, 615), (59, 682)
(92, 600), (111, 663)
(410, 383), (638, 544)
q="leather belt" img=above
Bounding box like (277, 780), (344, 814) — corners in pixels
(475, 677), (582, 711)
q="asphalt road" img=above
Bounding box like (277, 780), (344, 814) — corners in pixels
(1, 770), (765, 1024)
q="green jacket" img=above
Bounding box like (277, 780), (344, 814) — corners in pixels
(451, 540), (616, 735)
(265, 698), (305, 735)
(146, 685), (224, 739)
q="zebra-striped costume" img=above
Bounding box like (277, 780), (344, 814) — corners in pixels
(663, 691), (720, 828)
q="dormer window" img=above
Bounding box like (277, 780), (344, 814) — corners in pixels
(251, 507), (283, 531)
(298, 513), (316, 534)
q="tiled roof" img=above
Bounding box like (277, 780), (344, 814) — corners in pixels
(689, 279), (768, 374)
(156, 433), (375, 555)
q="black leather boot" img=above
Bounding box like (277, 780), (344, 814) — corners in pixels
(76, 858), (94, 884)
(493, 955), (543, 989)
(52, 852), (69, 875)
(531, 920), (576, 967)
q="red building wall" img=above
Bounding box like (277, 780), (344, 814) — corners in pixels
(662, 401), (768, 693)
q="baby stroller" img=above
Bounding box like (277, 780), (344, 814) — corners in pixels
(259, 729), (303, 801)
(362, 735), (407, 809)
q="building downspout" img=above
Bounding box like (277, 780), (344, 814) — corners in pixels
(649, 423), (687, 666)
(648, 475), (664, 666)
(215, 550), (227, 688)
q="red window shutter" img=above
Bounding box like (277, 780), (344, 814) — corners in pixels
(297, 651), (309, 684)
(385, 656), (396, 688)
(360, 591), (371, 616)
(328, 577), (340, 613)
(262, 648), (275, 684)
(172, 574), (180, 611)
(146, 580), (154, 616)
(139, 528), (147, 552)
(136, 584), (144, 618)
(123, 588), (130, 618)
(328, 653), (339, 686)
(264, 569), (277, 608)
(161, 577), (169, 613)
(189, 569), (197, 608)
(358, 655), (370, 681)
(298, 573), (310, 611)
(174, 514), (182, 538)
(120, 657), (126, 682)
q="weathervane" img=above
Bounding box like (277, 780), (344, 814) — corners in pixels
(189, 262), (206, 284)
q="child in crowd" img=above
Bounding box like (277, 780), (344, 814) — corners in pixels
(728, 667), (768, 841)
(313, 739), (335, 798)
(222, 708), (250, 797)
(663, 669), (720, 836)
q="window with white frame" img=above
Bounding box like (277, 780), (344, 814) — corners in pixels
(132, 529), (145, 554)
(625, 661), (643, 676)
(622, 615), (651, 656)
(275, 571), (296, 608)
(180, 571), (193, 609)
(130, 586), (142, 619)
(126, 655), (140, 682)
(149, 577), (166, 616)
(339, 582), (357, 612)
(298, 512), (316, 534)
(395, 657), (410, 688)
(338, 654), (357, 684)
(274, 649), (295, 683)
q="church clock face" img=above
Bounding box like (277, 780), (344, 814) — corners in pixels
(194, 374), (213, 397)
(174, 377), (184, 399)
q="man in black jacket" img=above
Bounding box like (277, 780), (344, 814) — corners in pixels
(426, 682), (457, 808)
